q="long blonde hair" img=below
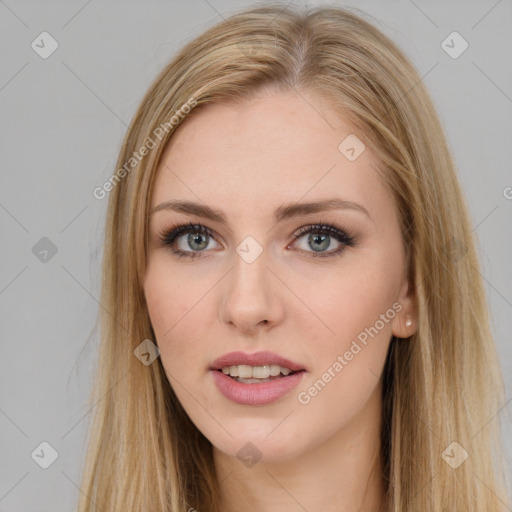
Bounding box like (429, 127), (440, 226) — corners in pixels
(78, 4), (510, 511)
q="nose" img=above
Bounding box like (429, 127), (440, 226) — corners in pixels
(219, 247), (285, 335)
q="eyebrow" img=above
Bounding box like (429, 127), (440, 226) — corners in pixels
(149, 198), (372, 223)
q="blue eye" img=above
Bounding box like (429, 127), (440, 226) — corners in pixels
(290, 223), (356, 258)
(158, 221), (356, 259)
(158, 222), (218, 259)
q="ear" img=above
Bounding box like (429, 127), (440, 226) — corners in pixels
(391, 273), (417, 339)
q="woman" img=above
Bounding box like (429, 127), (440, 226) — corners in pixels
(78, 4), (510, 511)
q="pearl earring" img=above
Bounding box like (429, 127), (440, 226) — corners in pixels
(405, 316), (412, 327)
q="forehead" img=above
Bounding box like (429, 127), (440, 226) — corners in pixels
(151, 88), (387, 218)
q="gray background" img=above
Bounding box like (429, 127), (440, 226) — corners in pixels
(1, 0), (511, 510)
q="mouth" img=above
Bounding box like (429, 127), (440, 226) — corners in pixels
(217, 364), (302, 383)
(210, 350), (306, 384)
(210, 354), (307, 405)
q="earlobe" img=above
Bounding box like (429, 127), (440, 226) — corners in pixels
(392, 311), (417, 339)
(392, 276), (417, 339)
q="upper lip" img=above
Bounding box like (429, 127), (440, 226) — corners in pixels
(210, 351), (305, 372)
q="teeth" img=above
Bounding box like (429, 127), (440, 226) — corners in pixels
(238, 365), (252, 378)
(253, 365), (270, 378)
(220, 364), (294, 379)
(237, 378), (273, 384)
(269, 365), (281, 376)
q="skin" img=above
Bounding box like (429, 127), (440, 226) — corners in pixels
(144, 86), (417, 512)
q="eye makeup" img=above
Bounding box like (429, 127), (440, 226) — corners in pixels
(156, 220), (357, 260)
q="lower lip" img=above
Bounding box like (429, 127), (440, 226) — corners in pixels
(211, 370), (306, 405)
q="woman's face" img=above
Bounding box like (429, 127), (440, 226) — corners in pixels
(144, 87), (415, 464)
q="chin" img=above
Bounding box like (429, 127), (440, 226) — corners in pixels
(216, 442), (300, 466)
(206, 426), (307, 467)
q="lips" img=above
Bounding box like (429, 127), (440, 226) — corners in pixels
(210, 350), (306, 372)
(211, 369), (305, 405)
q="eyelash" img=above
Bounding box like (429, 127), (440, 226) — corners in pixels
(157, 221), (356, 260)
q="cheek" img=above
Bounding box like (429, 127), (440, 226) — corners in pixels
(293, 271), (396, 434)
(291, 248), (402, 423)
(144, 260), (204, 360)
(295, 257), (400, 356)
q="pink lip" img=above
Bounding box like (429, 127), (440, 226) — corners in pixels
(209, 350), (306, 406)
(211, 369), (306, 405)
(210, 350), (305, 372)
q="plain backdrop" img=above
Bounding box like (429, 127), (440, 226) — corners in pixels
(1, 0), (511, 510)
